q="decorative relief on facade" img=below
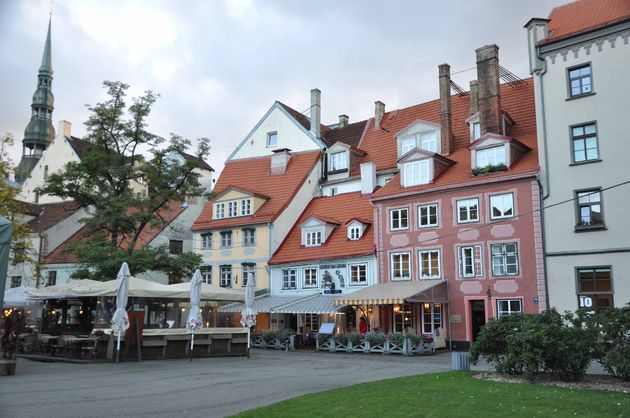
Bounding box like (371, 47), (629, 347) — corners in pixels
(418, 231), (439, 244)
(457, 228), (480, 241)
(460, 281), (483, 294)
(490, 224), (515, 238)
(547, 29), (630, 64)
(494, 280), (519, 294)
(390, 234), (410, 247)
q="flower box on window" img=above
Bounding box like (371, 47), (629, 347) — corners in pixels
(471, 163), (507, 176)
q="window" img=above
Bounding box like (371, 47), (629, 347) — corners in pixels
(420, 131), (437, 152)
(303, 267), (318, 288)
(304, 313), (319, 330)
(11, 276), (21, 288)
(330, 187), (337, 197)
(577, 267), (613, 313)
(418, 204), (438, 227)
(220, 265), (232, 288)
(576, 189), (603, 228)
(403, 160), (430, 187)
(201, 266), (212, 284)
(44, 165), (49, 179)
(242, 228), (255, 246)
(241, 199), (251, 215)
(393, 303), (412, 333)
(458, 245), (483, 278)
(330, 152), (347, 171)
(491, 243), (519, 276)
(457, 198), (479, 223)
(497, 299), (522, 318)
(200, 233), (212, 250)
(215, 203), (225, 219)
(472, 122), (481, 140)
(305, 230), (322, 247)
(572, 123), (598, 163)
(389, 208), (409, 231)
(348, 225), (361, 240)
(267, 131), (277, 147)
(220, 231), (232, 248)
(400, 136), (415, 155)
(169, 240), (183, 255)
(419, 250), (441, 278)
(350, 264), (367, 285)
(47, 271), (56, 286)
(228, 201), (238, 217)
(490, 193), (514, 219)
(391, 252), (411, 280)
(475, 146), (505, 168)
(168, 274), (181, 284)
(282, 268), (297, 290)
(568, 64), (592, 97)
(242, 263), (255, 286)
(422, 303), (443, 333)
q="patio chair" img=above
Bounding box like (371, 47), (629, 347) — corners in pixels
(81, 336), (102, 360)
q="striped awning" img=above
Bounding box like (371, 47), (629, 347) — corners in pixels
(272, 294), (342, 315)
(220, 295), (307, 313)
(333, 280), (448, 306)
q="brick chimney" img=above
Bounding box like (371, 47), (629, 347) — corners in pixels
(469, 80), (478, 115)
(476, 45), (502, 135)
(58, 120), (72, 138)
(270, 148), (292, 175)
(310, 89), (321, 138)
(438, 64), (453, 156)
(338, 114), (349, 127)
(374, 101), (385, 129)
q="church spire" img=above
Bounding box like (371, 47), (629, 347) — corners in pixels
(15, 17), (56, 185)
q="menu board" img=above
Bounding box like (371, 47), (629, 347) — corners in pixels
(318, 323), (335, 335)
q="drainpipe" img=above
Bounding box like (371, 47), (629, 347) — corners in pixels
(36, 232), (44, 288)
(537, 178), (551, 310)
(534, 56), (550, 199)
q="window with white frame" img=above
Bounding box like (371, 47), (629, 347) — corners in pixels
(419, 250), (441, 278)
(242, 228), (255, 246)
(200, 233), (212, 250)
(457, 198), (479, 223)
(422, 303), (443, 333)
(303, 267), (318, 288)
(420, 131), (437, 152)
(215, 202), (225, 219)
(400, 136), (416, 155)
(491, 243), (519, 276)
(241, 199), (252, 215)
(348, 225), (361, 240)
(220, 231), (232, 248)
(304, 313), (319, 330)
(201, 266), (212, 284)
(418, 203), (438, 227)
(490, 193), (514, 219)
(403, 160), (430, 187)
(458, 245), (483, 278)
(350, 263), (367, 285)
(267, 131), (278, 147)
(305, 230), (322, 246)
(390, 208), (409, 231)
(330, 152), (347, 171)
(475, 146), (505, 168)
(472, 122), (481, 140)
(282, 268), (297, 290)
(220, 265), (232, 288)
(391, 252), (411, 280)
(228, 201), (238, 217)
(497, 299), (522, 318)
(241, 263), (255, 286)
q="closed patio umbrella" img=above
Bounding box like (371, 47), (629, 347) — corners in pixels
(111, 262), (131, 365)
(186, 269), (203, 357)
(240, 272), (256, 356)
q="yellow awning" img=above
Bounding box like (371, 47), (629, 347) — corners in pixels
(333, 280), (447, 306)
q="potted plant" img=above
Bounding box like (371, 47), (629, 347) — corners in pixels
(364, 331), (386, 352)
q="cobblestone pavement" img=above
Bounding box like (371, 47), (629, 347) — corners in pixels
(1, 350), (479, 418)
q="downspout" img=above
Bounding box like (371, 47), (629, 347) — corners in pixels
(36, 232), (44, 288)
(534, 54), (550, 199)
(537, 178), (551, 310)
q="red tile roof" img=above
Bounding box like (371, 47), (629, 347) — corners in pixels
(543, 0), (630, 43)
(369, 79), (538, 199)
(27, 201), (81, 233)
(269, 192), (374, 265)
(192, 150), (321, 231)
(42, 200), (186, 264)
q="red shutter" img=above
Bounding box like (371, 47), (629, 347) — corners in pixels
(474, 245), (483, 276)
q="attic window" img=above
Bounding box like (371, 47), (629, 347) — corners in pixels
(402, 160), (430, 187)
(475, 146), (505, 169)
(473, 122), (481, 140)
(215, 203), (225, 219)
(348, 224), (363, 240)
(399, 131), (438, 156)
(305, 230), (322, 247)
(267, 132), (278, 147)
(329, 152), (347, 171)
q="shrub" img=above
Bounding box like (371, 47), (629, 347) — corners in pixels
(278, 329), (292, 344)
(316, 333), (330, 344)
(470, 313), (527, 376)
(596, 304), (630, 380)
(334, 334), (349, 346)
(407, 333), (422, 345)
(347, 332), (362, 346)
(365, 331), (386, 346)
(388, 332), (405, 345)
(262, 330), (278, 343)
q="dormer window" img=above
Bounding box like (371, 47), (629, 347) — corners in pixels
(400, 136), (415, 155)
(475, 146), (506, 168)
(349, 226), (361, 240)
(399, 131), (438, 156)
(228, 201), (238, 217)
(473, 122), (481, 140)
(241, 199), (251, 215)
(402, 160), (430, 187)
(330, 152), (347, 171)
(305, 230), (322, 246)
(215, 203), (225, 219)
(215, 197), (255, 219)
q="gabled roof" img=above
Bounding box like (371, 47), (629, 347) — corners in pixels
(299, 215), (341, 227)
(66, 136), (90, 159)
(321, 120), (368, 148)
(192, 150), (321, 231)
(42, 200), (186, 265)
(468, 133), (530, 151)
(27, 201), (82, 233)
(180, 152), (214, 171)
(213, 186), (271, 201)
(542, 0), (630, 44)
(269, 192), (374, 265)
(277, 102), (331, 137)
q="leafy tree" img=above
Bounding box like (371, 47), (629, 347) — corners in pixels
(0, 133), (33, 264)
(38, 81), (209, 280)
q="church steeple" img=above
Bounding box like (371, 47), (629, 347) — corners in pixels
(15, 17), (56, 185)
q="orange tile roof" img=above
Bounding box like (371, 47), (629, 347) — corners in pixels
(543, 0), (630, 43)
(42, 200), (186, 264)
(269, 192), (375, 265)
(369, 79), (538, 199)
(192, 150), (322, 231)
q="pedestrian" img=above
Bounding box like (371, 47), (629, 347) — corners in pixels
(359, 316), (368, 334)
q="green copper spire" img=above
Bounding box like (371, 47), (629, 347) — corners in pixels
(15, 16), (56, 185)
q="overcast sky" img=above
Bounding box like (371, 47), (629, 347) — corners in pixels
(0, 0), (565, 175)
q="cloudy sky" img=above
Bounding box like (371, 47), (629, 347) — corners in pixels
(0, 0), (565, 175)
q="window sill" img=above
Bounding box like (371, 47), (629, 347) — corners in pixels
(457, 220), (480, 224)
(569, 159), (602, 167)
(566, 92), (596, 101)
(391, 277), (411, 281)
(574, 225), (607, 233)
(327, 168), (348, 175)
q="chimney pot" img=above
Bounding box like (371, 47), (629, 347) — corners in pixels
(338, 114), (349, 127)
(360, 162), (376, 195)
(374, 101), (385, 129)
(270, 148), (292, 175)
(438, 63), (453, 155)
(310, 89), (321, 138)
(58, 120), (72, 138)
(475, 44), (502, 135)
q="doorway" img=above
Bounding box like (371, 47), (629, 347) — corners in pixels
(469, 300), (486, 342)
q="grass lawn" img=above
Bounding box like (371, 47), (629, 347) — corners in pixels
(235, 371), (630, 418)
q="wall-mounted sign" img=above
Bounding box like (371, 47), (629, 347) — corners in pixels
(450, 314), (462, 323)
(578, 296), (593, 308)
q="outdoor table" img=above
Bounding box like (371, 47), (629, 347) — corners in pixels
(64, 336), (93, 358)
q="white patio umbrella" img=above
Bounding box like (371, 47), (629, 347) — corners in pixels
(186, 269), (203, 357)
(111, 262), (131, 365)
(240, 272), (256, 357)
